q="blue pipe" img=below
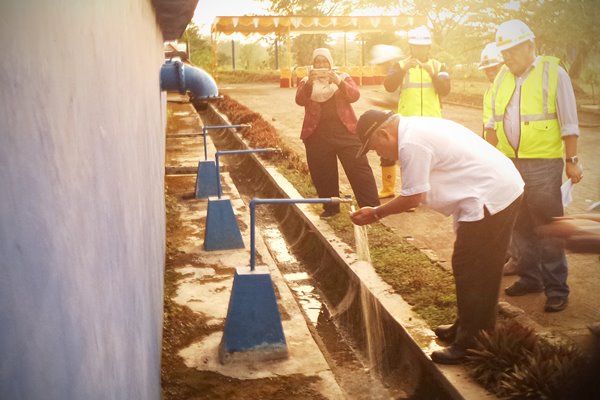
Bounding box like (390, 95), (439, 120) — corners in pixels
(215, 149), (279, 198)
(202, 124), (251, 161)
(249, 197), (353, 270)
(160, 60), (219, 102)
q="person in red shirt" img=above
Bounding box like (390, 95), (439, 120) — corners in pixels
(296, 48), (379, 219)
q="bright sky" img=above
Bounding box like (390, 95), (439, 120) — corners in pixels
(192, 0), (271, 34)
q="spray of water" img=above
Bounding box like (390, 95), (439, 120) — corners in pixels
(360, 283), (387, 372)
(351, 205), (372, 263)
(351, 206), (386, 371)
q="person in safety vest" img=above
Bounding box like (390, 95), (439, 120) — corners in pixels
(351, 110), (524, 364)
(486, 19), (583, 313)
(378, 26), (451, 199)
(479, 42), (503, 137)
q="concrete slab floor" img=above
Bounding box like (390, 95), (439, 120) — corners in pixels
(164, 106), (346, 397)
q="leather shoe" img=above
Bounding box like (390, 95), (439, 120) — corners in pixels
(431, 345), (467, 365)
(505, 281), (544, 296)
(319, 209), (340, 220)
(434, 324), (457, 343)
(544, 296), (568, 312)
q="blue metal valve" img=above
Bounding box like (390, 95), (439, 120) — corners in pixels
(249, 197), (353, 270)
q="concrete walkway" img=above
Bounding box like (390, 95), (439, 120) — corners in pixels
(165, 97), (346, 398)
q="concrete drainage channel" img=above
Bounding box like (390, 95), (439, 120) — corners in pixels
(200, 104), (492, 399)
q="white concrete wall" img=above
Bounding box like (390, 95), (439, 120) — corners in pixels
(0, 1), (166, 399)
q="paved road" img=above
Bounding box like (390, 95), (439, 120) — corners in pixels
(220, 83), (600, 350)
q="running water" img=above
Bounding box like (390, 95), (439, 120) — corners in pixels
(351, 207), (385, 371)
(352, 205), (371, 263)
(359, 283), (386, 371)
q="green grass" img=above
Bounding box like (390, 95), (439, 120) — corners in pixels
(216, 70), (279, 84)
(366, 223), (456, 326)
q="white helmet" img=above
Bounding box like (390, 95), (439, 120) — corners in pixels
(408, 26), (432, 45)
(370, 44), (403, 65)
(478, 42), (503, 70)
(495, 19), (535, 51)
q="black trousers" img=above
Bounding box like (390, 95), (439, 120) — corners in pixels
(451, 195), (522, 348)
(304, 129), (380, 211)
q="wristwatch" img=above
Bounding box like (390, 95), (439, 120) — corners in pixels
(566, 155), (579, 164)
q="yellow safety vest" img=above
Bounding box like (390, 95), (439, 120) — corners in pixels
(483, 84), (493, 126)
(492, 56), (563, 158)
(482, 84), (493, 139)
(398, 59), (442, 117)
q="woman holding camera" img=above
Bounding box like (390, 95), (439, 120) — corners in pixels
(295, 48), (379, 219)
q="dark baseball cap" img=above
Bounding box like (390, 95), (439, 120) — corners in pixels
(355, 110), (394, 158)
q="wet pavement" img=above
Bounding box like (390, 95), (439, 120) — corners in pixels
(164, 97), (346, 398)
(219, 83), (600, 357)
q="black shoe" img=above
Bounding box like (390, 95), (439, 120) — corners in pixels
(319, 209), (340, 220)
(434, 324), (457, 343)
(544, 296), (568, 312)
(431, 345), (468, 365)
(505, 281), (544, 296)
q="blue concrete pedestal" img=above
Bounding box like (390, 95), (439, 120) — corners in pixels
(219, 266), (288, 364)
(203, 197), (244, 251)
(195, 160), (219, 198)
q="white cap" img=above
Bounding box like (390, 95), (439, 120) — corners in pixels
(408, 26), (432, 45)
(370, 44), (403, 65)
(478, 42), (503, 70)
(495, 19), (535, 51)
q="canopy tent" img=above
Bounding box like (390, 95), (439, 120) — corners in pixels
(212, 15), (423, 35)
(210, 15), (426, 87)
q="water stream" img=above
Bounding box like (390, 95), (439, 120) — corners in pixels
(351, 205), (372, 263)
(260, 224), (407, 399)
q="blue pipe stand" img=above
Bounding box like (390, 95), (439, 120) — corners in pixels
(195, 124), (250, 199)
(203, 148), (279, 251)
(203, 196), (244, 251)
(219, 196), (352, 364)
(195, 160), (219, 198)
(219, 265), (288, 364)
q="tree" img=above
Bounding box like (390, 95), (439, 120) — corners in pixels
(180, 23), (212, 70)
(268, 0), (350, 66)
(239, 42), (269, 70)
(517, 0), (600, 80)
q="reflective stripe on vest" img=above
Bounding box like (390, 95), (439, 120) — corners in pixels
(483, 84), (493, 126)
(397, 59), (442, 117)
(492, 56), (563, 158)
